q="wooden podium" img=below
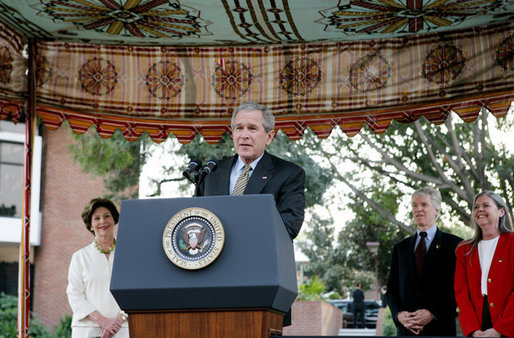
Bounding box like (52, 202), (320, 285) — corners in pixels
(110, 195), (298, 338)
(127, 309), (283, 338)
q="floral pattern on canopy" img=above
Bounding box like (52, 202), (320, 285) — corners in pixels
(0, 0), (512, 144)
(0, 1), (512, 336)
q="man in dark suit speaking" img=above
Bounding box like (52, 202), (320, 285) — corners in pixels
(196, 101), (306, 241)
(385, 187), (462, 336)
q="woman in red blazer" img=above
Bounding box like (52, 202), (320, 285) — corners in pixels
(455, 191), (514, 337)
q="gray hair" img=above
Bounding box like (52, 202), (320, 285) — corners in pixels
(231, 101), (275, 132)
(412, 187), (442, 213)
(461, 191), (513, 254)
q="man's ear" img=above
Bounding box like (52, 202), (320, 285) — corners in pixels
(266, 130), (275, 145)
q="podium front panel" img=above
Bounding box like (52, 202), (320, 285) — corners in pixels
(111, 194), (297, 313)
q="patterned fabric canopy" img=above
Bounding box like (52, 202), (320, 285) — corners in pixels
(0, 1), (513, 143)
(1, 3), (513, 336)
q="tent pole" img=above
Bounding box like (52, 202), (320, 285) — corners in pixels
(18, 38), (37, 338)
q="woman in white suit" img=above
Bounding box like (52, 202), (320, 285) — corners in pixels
(67, 198), (129, 338)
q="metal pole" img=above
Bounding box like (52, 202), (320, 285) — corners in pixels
(17, 38), (36, 338)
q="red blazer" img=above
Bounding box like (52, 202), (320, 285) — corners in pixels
(454, 232), (514, 336)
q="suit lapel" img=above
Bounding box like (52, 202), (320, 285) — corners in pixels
(425, 228), (442, 260)
(217, 156), (236, 195)
(245, 152), (274, 194)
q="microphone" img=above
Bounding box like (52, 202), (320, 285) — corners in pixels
(183, 159), (202, 184)
(197, 159), (217, 185)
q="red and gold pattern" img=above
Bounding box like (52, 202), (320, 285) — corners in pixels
(36, 55), (52, 88)
(318, 0), (504, 35)
(349, 52), (391, 91)
(495, 34), (514, 71)
(211, 60), (252, 101)
(79, 57), (118, 96)
(422, 44), (466, 85)
(0, 46), (13, 84)
(0, 5), (512, 144)
(145, 60), (185, 101)
(280, 57), (321, 97)
(37, 0), (212, 40)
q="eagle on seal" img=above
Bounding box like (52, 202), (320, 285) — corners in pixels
(182, 228), (206, 250)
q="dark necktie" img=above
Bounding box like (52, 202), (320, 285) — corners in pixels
(232, 164), (252, 196)
(414, 231), (427, 276)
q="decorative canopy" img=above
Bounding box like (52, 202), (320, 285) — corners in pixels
(0, 1), (513, 143)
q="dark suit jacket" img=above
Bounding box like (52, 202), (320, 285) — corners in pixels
(352, 288), (365, 310)
(196, 151), (306, 240)
(385, 228), (462, 336)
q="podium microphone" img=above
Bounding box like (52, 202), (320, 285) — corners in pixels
(197, 159), (217, 185)
(183, 159), (202, 184)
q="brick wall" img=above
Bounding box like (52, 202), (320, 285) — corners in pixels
(283, 300), (342, 336)
(32, 125), (106, 327)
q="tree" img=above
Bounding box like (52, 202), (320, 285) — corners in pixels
(69, 126), (148, 201)
(296, 108), (513, 296)
(300, 109), (513, 234)
(298, 183), (404, 296)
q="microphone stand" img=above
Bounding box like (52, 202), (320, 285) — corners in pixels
(184, 160), (217, 197)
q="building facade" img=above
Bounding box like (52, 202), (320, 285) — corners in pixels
(0, 121), (106, 328)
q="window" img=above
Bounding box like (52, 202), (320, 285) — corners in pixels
(0, 121), (42, 245)
(0, 141), (24, 217)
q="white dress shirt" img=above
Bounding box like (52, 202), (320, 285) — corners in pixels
(414, 224), (437, 252)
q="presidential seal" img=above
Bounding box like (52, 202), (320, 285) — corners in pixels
(162, 207), (225, 270)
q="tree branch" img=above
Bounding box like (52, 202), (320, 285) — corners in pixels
(444, 116), (480, 182)
(473, 110), (488, 188)
(359, 132), (444, 186)
(416, 117), (475, 201)
(443, 195), (472, 225)
(337, 173), (416, 235)
(413, 120), (470, 201)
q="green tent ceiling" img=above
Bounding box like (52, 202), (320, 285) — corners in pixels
(0, 0), (513, 143)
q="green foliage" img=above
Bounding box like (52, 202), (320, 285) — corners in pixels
(335, 185), (405, 288)
(381, 307), (397, 336)
(298, 185), (403, 295)
(0, 292), (52, 337)
(298, 109), (513, 298)
(0, 293), (17, 337)
(352, 118), (502, 222)
(68, 126), (145, 201)
(53, 315), (72, 338)
(297, 276), (326, 301)
(312, 110), (513, 232)
(297, 214), (348, 295)
(176, 133), (235, 164)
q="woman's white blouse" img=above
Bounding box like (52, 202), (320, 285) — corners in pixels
(66, 241), (127, 328)
(478, 236), (500, 295)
